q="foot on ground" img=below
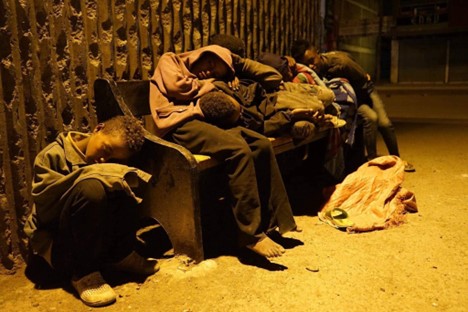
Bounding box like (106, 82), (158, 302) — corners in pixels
(71, 271), (116, 307)
(246, 237), (285, 258)
(291, 225), (303, 232)
(404, 161), (415, 172)
(110, 251), (160, 275)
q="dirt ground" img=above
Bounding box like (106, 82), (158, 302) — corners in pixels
(0, 122), (467, 312)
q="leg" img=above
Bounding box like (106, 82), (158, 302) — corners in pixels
(171, 120), (292, 257)
(171, 121), (263, 240)
(230, 127), (297, 257)
(370, 90), (400, 156)
(370, 91), (415, 172)
(357, 104), (378, 159)
(236, 127), (297, 235)
(52, 179), (137, 278)
(52, 179), (111, 278)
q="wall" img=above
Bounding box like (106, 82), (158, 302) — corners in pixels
(377, 85), (468, 123)
(0, 0), (323, 273)
(330, 0), (468, 122)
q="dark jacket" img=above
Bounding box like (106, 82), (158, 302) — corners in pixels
(316, 51), (372, 103)
(24, 132), (151, 264)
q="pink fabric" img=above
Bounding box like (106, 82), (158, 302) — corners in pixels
(320, 156), (417, 233)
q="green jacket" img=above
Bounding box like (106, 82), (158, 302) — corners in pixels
(24, 132), (151, 264)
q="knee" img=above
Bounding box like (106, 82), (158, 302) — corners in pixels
(71, 179), (107, 205)
(376, 112), (393, 128)
(378, 118), (393, 128)
(358, 106), (378, 124)
(229, 138), (273, 161)
(230, 143), (254, 160)
(255, 136), (274, 152)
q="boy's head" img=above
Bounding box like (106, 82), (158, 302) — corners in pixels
(190, 51), (232, 80)
(209, 34), (246, 57)
(257, 52), (294, 82)
(291, 40), (320, 70)
(199, 91), (241, 129)
(86, 115), (145, 164)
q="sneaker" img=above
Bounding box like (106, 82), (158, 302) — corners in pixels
(71, 271), (116, 307)
(110, 251), (160, 275)
(404, 161), (415, 172)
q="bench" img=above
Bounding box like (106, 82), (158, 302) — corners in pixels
(93, 78), (329, 262)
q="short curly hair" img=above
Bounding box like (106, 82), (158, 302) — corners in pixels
(209, 34), (246, 57)
(291, 39), (313, 63)
(101, 115), (145, 152)
(199, 91), (240, 128)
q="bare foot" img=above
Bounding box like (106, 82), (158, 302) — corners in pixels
(246, 237), (285, 258)
(292, 225), (303, 232)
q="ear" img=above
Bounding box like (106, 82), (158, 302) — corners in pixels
(94, 123), (105, 133)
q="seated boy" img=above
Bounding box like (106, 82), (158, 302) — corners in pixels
(150, 45), (300, 259)
(24, 116), (158, 307)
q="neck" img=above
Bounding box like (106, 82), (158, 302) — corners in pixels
(73, 135), (90, 155)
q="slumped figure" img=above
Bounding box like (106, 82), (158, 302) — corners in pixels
(149, 45), (301, 259)
(291, 39), (415, 172)
(24, 116), (159, 307)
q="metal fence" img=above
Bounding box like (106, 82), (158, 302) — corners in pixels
(0, 0), (322, 273)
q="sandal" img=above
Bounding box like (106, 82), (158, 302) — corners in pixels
(320, 208), (354, 229)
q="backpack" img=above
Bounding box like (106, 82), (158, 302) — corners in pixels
(325, 78), (359, 146)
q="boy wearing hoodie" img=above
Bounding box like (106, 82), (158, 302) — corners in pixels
(149, 45), (299, 259)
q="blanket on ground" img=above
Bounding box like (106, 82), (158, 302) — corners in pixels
(319, 155), (418, 233)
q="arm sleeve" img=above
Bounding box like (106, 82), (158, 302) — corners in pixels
(149, 53), (208, 137)
(32, 147), (77, 208)
(232, 54), (283, 92)
(326, 56), (368, 89)
(263, 111), (292, 137)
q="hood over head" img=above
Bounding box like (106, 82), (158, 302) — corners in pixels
(179, 45), (235, 78)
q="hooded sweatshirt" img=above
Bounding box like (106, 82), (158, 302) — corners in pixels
(149, 45), (282, 137)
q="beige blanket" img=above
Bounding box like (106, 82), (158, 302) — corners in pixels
(319, 156), (418, 232)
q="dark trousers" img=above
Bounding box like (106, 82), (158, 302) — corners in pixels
(170, 120), (296, 245)
(357, 90), (400, 159)
(51, 179), (137, 279)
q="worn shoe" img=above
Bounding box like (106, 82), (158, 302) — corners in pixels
(71, 271), (116, 307)
(110, 251), (160, 275)
(404, 161), (416, 172)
